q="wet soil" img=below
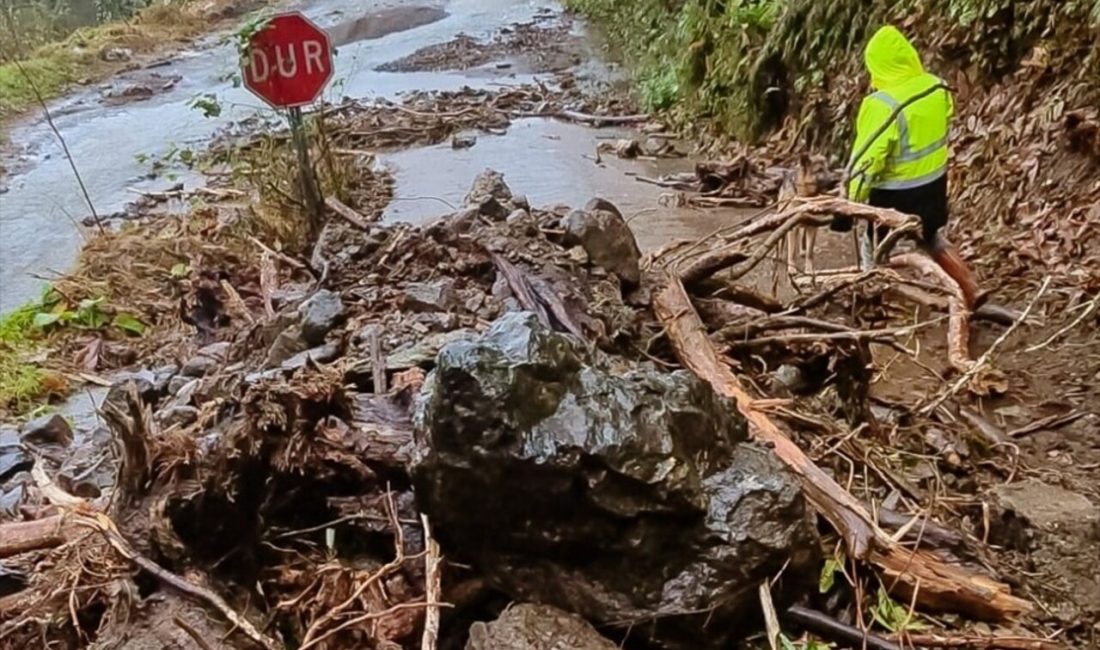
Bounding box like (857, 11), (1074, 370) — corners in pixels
(376, 11), (583, 75)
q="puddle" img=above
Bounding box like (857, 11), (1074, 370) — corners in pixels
(329, 6), (449, 46)
(381, 118), (747, 250)
(0, 0), (562, 313)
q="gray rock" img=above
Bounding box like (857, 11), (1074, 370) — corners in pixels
(560, 198), (642, 287)
(475, 196), (510, 220)
(412, 313), (816, 650)
(99, 46), (132, 62)
(510, 194), (530, 211)
(181, 342), (230, 378)
(265, 324), (310, 368)
(168, 375), (192, 396)
(160, 406), (201, 428)
(990, 480), (1100, 621)
(0, 428), (31, 481)
(281, 343), (341, 372)
(403, 280), (457, 313)
(452, 133), (477, 149)
(20, 414), (73, 447)
(299, 290), (346, 346)
(151, 364), (179, 393)
(0, 484), (24, 517)
(386, 329), (478, 370)
(464, 169), (513, 208)
(466, 604), (619, 650)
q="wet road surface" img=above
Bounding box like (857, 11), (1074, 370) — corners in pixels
(0, 0), (742, 313)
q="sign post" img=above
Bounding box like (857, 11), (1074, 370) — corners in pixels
(241, 12), (334, 232)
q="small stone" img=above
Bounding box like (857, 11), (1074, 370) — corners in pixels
(560, 198), (642, 287)
(403, 280), (457, 313)
(510, 194), (530, 211)
(151, 364), (179, 393)
(299, 289), (346, 346)
(466, 604), (619, 650)
(464, 169), (513, 208)
(181, 342), (230, 378)
(172, 378), (200, 406)
(566, 246), (589, 265)
(159, 406), (200, 428)
(476, 196), (510, 221)
(452, 133), (477, 149)
(265, 324), (310, 368)
(0, 428), (31, 481)
(989, 480), (1099, 551)
(0, 485), (25, 517)
(167, 375), (192, 396)
(281, 343), (341, 372)
(20, 414), (73, 448)
(99, 46), (132, 62)
(771, 364), (805, 392)
(463, 291), (487, 314)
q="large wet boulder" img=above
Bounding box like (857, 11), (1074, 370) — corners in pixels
(467, 604), (619, 650)
(561, 198), (642, 287)
(412, 313), (817, 649)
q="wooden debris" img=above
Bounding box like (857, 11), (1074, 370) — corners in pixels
(652, 276), (1031, 621)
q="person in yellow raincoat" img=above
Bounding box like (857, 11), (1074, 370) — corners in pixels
(838, 25), (983, 309)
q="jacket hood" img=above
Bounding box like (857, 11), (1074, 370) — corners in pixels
(864, 26), (924, 89)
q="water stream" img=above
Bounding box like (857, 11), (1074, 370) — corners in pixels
(0, 0), (745, 314)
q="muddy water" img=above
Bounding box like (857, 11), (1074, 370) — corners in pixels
(0, 0), (575, 313)
(382, 119), (739, 250)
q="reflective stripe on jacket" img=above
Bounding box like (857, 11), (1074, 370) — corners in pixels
(848, 26), (953, 201)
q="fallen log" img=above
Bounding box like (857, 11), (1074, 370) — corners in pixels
(652, 276), (1030, 621)
(679, 197), (920, 286)
(0, 515), (79, 559)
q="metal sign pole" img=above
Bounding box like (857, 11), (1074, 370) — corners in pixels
(287, 106), (324, 234)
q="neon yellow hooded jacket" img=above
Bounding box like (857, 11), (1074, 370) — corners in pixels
(848, 26), (953, 201)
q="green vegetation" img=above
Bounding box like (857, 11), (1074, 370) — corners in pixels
(0, 0), (249, 119)
(0, 298), (54, 414)
(567, 0), (1100, 146)
(0, 290), (147, 414)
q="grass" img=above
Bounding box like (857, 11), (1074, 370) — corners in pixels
(0, 0), (256, 120)
(0, 298), (56, 416)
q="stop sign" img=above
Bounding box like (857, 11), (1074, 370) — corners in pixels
(242, 12), (333, 108)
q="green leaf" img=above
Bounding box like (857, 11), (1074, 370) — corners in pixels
(112, 313), (147, 336)
(818, 557), (841, 593)
(77, 297), (104, 311)
(32, 312), (62, 328)
(170, 263), (191, 278)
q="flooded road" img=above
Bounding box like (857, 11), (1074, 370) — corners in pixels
(0, 0), (737, 314)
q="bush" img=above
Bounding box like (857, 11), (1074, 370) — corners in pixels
(568, 0), (1100, 146)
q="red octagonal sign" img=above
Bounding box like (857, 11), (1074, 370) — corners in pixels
(243, 12), (333, 108)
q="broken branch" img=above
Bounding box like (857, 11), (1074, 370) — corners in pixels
(653, 275), (1030, 620)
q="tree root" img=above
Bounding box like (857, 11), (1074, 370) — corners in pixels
(652, 275), (1031, 621)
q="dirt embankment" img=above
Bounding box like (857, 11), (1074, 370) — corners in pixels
(1, 11), (1099, 650)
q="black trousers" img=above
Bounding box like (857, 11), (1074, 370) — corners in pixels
(867, 173), (949, 247)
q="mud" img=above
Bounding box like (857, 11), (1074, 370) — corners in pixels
(376, 12), (582, 75)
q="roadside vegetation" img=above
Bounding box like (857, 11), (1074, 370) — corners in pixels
(567, 0), (1100, 147)
(0, 0), (259, 119)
